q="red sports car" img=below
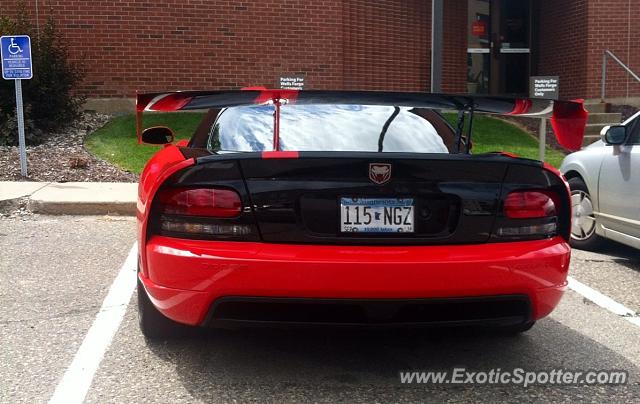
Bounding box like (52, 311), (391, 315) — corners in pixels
(135, 89), (587, 338)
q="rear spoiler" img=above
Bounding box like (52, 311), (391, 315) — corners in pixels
(135, 89), (588, 151)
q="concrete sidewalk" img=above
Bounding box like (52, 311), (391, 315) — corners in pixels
(0, 182), (137, 215)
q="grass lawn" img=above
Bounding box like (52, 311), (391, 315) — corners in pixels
(443, 113), (566, 168)
(85, 111), (566, 174)
(85, 112), (204, 173)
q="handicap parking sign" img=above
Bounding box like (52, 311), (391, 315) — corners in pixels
(1, 35), (33, 80)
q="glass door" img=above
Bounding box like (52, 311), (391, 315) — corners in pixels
(496, 0), (531, 95)
(467, 0), (531, 95)
(467, 0), (491, 94)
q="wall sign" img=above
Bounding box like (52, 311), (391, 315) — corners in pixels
(530, 76), (559, 99)
(471, 21), (486, 37)
(1, 35), (33, 177)
(279, 74), (305, 90)
(1, 35), (32, 79)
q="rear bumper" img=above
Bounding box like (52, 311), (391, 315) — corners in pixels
(139, 236), (570, 326)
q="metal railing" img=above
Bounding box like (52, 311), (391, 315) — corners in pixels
(601, 50), (640, 101)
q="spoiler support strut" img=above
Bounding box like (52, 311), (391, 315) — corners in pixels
(273, 97), (281, 151)
(465, 105), (475, 154)
(454, 104), (475, 153)
(455, 109), (465, 153)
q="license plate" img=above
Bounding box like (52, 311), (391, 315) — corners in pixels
(340, 198), (414, 233)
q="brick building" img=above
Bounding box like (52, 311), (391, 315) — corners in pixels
(2, 0), (639, 105)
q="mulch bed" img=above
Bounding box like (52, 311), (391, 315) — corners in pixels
(0, 113), (138, 183)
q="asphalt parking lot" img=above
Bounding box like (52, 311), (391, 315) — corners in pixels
(1, 215), (639, 403)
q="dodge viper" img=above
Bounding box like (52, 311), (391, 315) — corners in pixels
(135, 89), (587, 338)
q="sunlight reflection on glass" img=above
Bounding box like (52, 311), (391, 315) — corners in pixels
(211, 105), (448, 153)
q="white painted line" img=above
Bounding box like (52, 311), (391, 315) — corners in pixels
(49, 243), (138, 404)
(567, 276), (640, 327)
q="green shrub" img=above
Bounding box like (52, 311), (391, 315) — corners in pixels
(0, 5), (84, 146)
(0, 106), (43, 145)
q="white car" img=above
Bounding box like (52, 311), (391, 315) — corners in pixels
(560, 111), (640, 250)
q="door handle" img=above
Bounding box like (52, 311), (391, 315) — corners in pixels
(492, 33), (500, 58)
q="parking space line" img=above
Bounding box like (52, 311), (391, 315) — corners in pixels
(567, 276), (640, 327)
(48, 243), (138, 404)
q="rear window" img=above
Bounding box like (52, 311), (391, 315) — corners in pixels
(207, 105), (450, 153)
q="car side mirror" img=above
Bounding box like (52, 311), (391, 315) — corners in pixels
(601, 125), (627, 146)
(141, 126), (175, 145)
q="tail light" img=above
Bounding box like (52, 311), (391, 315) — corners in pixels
(152, 187), (257, 240)
(157, 188), (241, 217)
(494, 190), (559, 239)
(503, 191), (557, 219)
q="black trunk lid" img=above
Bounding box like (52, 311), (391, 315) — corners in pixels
(231, 152), (512, 245)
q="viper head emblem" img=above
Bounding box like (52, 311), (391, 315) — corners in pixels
(369, 163), (391, 185)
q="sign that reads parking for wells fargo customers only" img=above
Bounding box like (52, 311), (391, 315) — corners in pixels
(530, 76), (559, 100)
(1, 35), (33, 80)
(279, 74), (305, 90)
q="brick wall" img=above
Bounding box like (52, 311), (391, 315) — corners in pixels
(585, 0), (640, 99)
(9, 0), (634, 100)
(531, 0), (640, 100)
(2, 0), (436, 97)
(441, 0), (467, 93)
(3, 0), (345, 96)
(537, 0), (589, 99)
(343, 0), (430, 91)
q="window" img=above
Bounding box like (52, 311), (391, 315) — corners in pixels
(207, 105), (451, 154)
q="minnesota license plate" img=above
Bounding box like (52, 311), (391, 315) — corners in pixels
(340, 198), (414, 233)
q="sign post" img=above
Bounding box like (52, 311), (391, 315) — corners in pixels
(538, 117), (547, 163)
(529, 76), (559, 162)
(1, 35), (33, 177)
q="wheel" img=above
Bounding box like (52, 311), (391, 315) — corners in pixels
(137, 279), (184, 339)
(568, 177), (604, 251)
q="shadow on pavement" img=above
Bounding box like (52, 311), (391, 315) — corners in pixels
(594, 240), (640, 272)
(144, 320), (640, 402)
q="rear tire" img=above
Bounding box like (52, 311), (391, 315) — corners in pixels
(137, 279), (184, 339)
(501, 321), (535, 335)
(568, 177), (604, 251)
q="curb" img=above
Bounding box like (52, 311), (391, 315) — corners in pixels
(27, 199), (136, 216)
(0, 181), (137, 216)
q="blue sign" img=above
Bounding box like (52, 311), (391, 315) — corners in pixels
(1, 35), (33, 80)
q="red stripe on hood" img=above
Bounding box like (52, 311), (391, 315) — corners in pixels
(261, 151), (300, 159)
(149, 94), (194, 111)
(252, 89), (300, 105)
(508, 99), (533, 115)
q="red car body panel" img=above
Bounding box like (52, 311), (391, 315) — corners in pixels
(136, 145), (192, 276)
(139, 235), (569, 326)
